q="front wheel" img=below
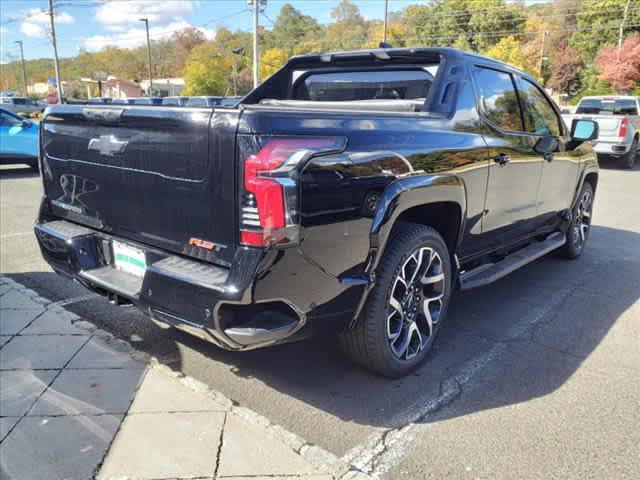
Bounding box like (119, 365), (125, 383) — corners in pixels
(340, 223), (452, 378)
(559, 182), (594, 259)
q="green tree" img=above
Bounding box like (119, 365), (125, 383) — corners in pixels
(183, 43), (229, 95)
(483, 36), (534, 73)
(323, 0), (368, 50)
(269, 3), (322, 54)
(468, 0), (526, 51)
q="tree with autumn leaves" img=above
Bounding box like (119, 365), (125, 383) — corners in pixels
(594, 33), (640, 93)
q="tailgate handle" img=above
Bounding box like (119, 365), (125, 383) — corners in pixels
(82, 108), (124, 122)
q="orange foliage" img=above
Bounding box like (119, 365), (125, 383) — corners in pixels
(594, 33), (640, 93)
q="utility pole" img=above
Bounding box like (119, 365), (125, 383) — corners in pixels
(48, 0), (63, 103)
(383, 0), (389, 43)
(232, 47), (245, 97)
(538, 31), (548, 80)
(14, 41), (27, 96)
(618, 0), (632, 50)
(139, 18), (153, 95)
(251, 0), (260, 88)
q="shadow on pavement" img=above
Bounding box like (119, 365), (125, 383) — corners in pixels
(0, 166), (40, 180)
(8, 225), (639, 435)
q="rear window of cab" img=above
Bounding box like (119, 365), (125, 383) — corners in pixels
(292, 69), (437, 102)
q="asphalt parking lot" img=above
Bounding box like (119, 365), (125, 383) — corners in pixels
(1, 159), (639, 479)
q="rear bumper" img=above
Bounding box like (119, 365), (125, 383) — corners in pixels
(34, 219), (307, 350)
(592, 139), (632, 156)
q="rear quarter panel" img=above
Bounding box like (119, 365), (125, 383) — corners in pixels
(239, 79), (489, 282)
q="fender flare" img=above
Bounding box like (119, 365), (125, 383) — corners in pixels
(572, 162), (599, 209)
(349, 174), (467, 326)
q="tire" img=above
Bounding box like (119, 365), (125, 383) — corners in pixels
(558, 182), (594, 259)
(620, 137), (637, 169)
(340, 223), (452, 378)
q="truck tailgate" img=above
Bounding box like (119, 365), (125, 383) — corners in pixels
(40, 106), (238, 265)
(571, 114), (621, 137)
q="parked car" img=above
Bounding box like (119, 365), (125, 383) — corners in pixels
(86, 97), (113, 105)
(34, 48), (599, 377)
(111, 98), (136, 105)
(563, 96), (639, 168)
(161, 96), (189, 107)
(220, 96), (242, 107)
(186, 96), (223, 107)
(0, 96), (44, 116)
(0, 107), (39, 170)
(131, 97), (163, 106)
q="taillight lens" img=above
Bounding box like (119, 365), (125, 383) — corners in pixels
(240, 137), (345, 247)
(619, 118), (628, 138)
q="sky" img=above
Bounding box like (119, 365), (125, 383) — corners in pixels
(0, 0), (547, 63)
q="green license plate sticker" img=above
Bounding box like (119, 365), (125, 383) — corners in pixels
(113, 241), (146, 277)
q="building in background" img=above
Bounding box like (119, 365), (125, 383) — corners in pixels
(80, 77), (142, 99)
(140, 78), (184, 97)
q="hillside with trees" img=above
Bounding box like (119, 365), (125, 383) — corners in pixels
(1, 0), (639, 99)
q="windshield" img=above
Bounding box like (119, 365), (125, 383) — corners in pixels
(576, 98), (638, 115)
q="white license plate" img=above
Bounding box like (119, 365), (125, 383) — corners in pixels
(113, 241), (146, 278)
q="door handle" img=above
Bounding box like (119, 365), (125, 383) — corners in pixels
(544, 152), (554, 162)
(493, 153), (510, 166)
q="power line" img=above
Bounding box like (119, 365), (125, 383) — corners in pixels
(416, 21), (640, 44)
(406, 8), (640, 33)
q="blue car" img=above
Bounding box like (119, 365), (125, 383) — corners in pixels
(0, 107), (39, 170)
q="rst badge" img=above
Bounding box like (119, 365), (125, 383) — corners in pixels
(189, 237), (227, 253)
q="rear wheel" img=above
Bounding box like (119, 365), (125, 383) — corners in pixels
(559, 182), (593, 259)
(621, 137), (638, 169)
(340, 223), (452, 378)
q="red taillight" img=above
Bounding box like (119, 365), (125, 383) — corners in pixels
(240, 137), (343, 247)
(619, 118), (628, 138)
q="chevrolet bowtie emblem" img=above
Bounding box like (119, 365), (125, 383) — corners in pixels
(88, 135), (128, 156)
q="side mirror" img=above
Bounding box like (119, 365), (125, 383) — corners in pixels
(571, 119), (598, 141)
(533, 135), (559, 155)
(21, 119), (31, 128)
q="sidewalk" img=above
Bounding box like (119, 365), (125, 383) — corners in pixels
(0, 276), (367, 479)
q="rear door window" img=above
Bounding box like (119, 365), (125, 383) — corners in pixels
(473, 66), (523, 132)
(293, 70), (434, 102)
(515, 77), (561, 136)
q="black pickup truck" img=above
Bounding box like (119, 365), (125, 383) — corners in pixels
(35, 48), (599, 377)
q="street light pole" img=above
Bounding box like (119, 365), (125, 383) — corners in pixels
(139, 18), (153, 95)
(14, 41), (28, 96)
(383, 0), (389, 43)
(251, 1), (260, 88)
(48, 0), (63, 103)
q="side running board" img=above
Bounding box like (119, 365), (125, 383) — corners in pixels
(459, 232), (566, 291)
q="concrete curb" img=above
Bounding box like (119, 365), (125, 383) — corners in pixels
(1, 275), (372, 479)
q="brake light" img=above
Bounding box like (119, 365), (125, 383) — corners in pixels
(619, 118), (628, 138)
(240, 137), (344, 247)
